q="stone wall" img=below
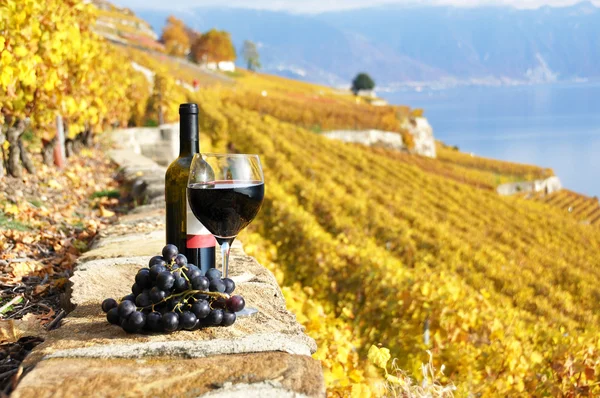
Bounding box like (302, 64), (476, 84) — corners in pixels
(323, 129), (404, 151)
(496, 176), (562, 196)
(12, 144), (324, 397)
(405, 117), (436, 158)
(323, 116), (437, 158)
(112, 123), (179, 166)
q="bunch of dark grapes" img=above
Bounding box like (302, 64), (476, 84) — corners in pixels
(101, 244), (245, 333)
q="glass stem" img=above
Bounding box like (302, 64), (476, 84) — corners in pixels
(221, 240), (231, 278)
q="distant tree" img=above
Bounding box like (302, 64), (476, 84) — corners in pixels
(242, 40), (261, 71)
(191, 29), (236, 65)
(160, 16), (190, 57)
(351, 73), (375, 95)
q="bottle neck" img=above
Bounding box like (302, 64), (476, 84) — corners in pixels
(179, 112), (199, 157)
(179, 138), (198, 157)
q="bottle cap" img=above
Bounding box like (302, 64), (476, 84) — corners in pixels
(179, 103), (199, 114)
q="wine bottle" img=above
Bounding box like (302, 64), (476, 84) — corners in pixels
(165, 103), (216, 273)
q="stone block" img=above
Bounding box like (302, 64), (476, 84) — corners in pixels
(14, 352), (324, 398)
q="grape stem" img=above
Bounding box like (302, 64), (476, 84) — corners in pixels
(138, 290), (230, 311)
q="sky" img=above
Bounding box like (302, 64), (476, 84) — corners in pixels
(114, 0), (600, 13)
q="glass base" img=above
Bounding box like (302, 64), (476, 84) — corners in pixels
(236, 307), (258, 318)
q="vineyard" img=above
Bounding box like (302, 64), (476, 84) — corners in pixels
(521, 189), (600, 227)
(2, 1), (600, 397)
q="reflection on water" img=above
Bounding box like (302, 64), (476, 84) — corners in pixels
(383, 83), (600, 197)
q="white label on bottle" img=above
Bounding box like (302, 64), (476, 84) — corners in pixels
(186, 197), (216, 248)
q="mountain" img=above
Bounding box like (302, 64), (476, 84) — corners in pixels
(136, 2), (600, 87)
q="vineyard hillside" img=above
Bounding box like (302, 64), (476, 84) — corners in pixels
(120, 47), (600, 395)
(3, 1), (599, 396)
(105, 9), (600, 396)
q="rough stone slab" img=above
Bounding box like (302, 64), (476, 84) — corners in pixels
(23, 254), (315, 366)
(144, 183), (165, 200)
(118, 208), (165, 225)
(13, 352), (324, 398)
(150, 196), (166, 206)
(79, 234), (164, 261)
(46, 333), (312, 359)
(90, 230), (164, 249)
(130, 204), (161, 214)
(199, 382), (312, 398)
(109, 149), (164, 171)
(94, 220), (164, 239)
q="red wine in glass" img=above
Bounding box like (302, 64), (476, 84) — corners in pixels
(188, 180), (264, 244)
(187, 154), (265, 317)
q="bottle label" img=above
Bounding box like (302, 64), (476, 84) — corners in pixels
(186, 198), (216, 248)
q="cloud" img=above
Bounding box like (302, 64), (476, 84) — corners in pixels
(113, 0), (600, 13)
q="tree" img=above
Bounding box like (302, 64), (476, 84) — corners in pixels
(242, 40), (261, 72)
(190, 29), (236, 65)
(351, 73), (375, 95)
(161, 16), (190, 57)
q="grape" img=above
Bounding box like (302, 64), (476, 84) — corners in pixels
(175, 254), (188, 266)
(206, 268), (222, 281)
(180, 311), (198, 330)
(102, 298), (117, 313)
(162, 312), (179, 332)
(173, 275), (188, 292)
(186, 264), (202, 274)
(162, 244), (178, 261)
(146, 311), (162, 332)
(149, 256), (164, 267)
(206, 309), (223, 326)
(226, 295), (245, 313)
(191, 300), (210, 319)
(193, 293), (210, 301)
(126, 311), (146, 332)
(118, 300), (136, 318)
(184, 266), (201, 280)
(156, 271), (175, 290)
(132, 283), (143, 296)
(135, 269), (151, 289)
(121, 294), (136, 303)
(135, 292), (152, 308)
(191, 276), (210, 291)
(154, 302), (168, 314)
(149, 287), (166, 304)
(221, 311), (236, 327)
(121, 318), (137, 333)
(150, 264), (167, 281)
(167, 296), (183, 311)
(222, 278), (236, 294)
(212, 298), (227, 309)
(107, 307), (120, 324)
(209, 279), (226, 293)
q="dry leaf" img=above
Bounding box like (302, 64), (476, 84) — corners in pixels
(52, 277), (69, 289)
(34, 285), (49, 295)
(99, 205), (115, 218)
(10, 261), (47, 278)
(0, 313), (46, 343)
(47, 179), (62, 189)
(21, 235), (35, 244)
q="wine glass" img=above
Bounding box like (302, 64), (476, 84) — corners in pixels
(187, 153), (264, 316)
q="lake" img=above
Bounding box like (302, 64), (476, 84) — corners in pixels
(383, 83), (600, 197)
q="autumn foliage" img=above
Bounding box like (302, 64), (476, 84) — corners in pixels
(160, 16), (190, 57)
(0, 0), (150, 178)
(190, 29), (236, 64)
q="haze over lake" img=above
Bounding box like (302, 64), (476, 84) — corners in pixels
(384, 83), (600, 197)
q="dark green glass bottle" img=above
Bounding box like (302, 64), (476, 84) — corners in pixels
(165, 103), (216, 272)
